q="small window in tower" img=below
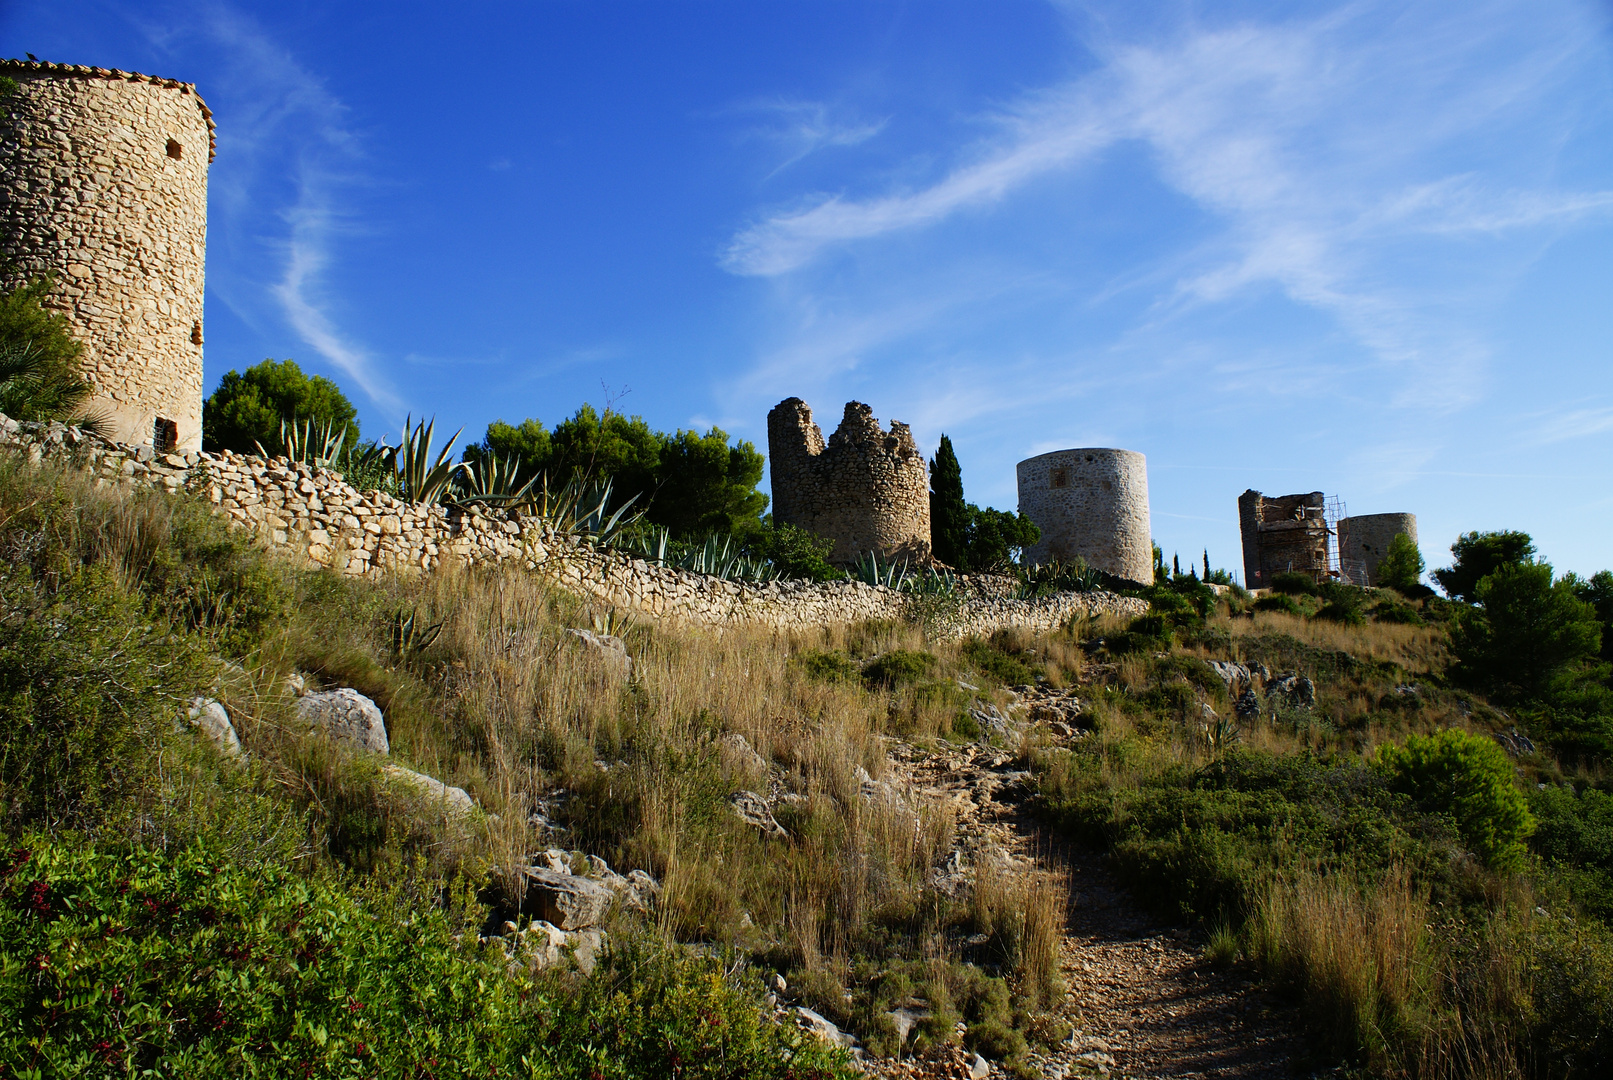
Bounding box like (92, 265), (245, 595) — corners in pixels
(166, 138), (183, 160)
(1049, 468), (1068, 489)
(153, 417), (178, 454)
(191, 321), (203, 345)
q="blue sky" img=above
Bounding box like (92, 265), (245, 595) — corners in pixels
(5, 0), (1612, 580)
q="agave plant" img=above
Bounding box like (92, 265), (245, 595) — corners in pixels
(534, 475), (645, 548)
(395, 414), (467, 504)
(256, 415), (347, 467)
(850, 550), (912, 591)
(456, 450), (540, 509)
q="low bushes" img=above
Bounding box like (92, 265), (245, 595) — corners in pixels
(0, 838), (849, 1079)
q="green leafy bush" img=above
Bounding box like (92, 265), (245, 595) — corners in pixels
(795, 649), (862, 684)
(0, 839), (852, 1080)
(960, 637), (1039, 687)
(1253, 593), (1302, 616)
(0, 566), (202, 833)
(202, 358), (360, 456)
(1376, 729), (1534, 870)
(862, 650), (937, 688)
(1270, 572), (1320, 596)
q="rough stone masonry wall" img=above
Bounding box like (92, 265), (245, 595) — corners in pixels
(1017, 448), (1152, 584)
(767, 398), (931, 567)
(1338, 513), (1417, 587)
(0, 61), (213, 452)
(0, 415), (1144, 636)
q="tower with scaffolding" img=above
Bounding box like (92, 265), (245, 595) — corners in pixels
(1238, 489), (1338, 588)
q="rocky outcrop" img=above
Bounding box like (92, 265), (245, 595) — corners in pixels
(520, 867), (616, 931)
(381, 762), (475, 814)
(297, 688), (389, 755)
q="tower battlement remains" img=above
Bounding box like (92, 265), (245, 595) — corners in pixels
(0, 59), (214, 451)
(766, 398), (930, 566)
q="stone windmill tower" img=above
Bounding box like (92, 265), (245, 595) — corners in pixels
(0, 59), (215, 451)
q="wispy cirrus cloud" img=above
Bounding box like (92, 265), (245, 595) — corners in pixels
(732, 99), (888, 179)
(143, 3), (400, 411)
(720, 1), (1613, 413)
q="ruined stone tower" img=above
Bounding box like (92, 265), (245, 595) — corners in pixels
(1016, 449), (1152, 584)
(0, 60), (214, 451)
(1338, 513), (1418, 587)
(767, 398), (930, 566)
(1238, 490), (1331, 588)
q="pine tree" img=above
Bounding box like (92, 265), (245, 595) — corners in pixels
(929, 435), (970, 570)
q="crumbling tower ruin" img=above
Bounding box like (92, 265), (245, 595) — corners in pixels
(1238, 490), (1332, 588)
(0, 60), (214, 451)
(1016, 448), (1152, 584)
(1338, 513), (1418, 587)
(767, 398), (930, 566)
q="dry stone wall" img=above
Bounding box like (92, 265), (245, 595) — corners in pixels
(767, 398), (931, 566)
(1, 414), (1143, 636)
(0, 60), (213, 451)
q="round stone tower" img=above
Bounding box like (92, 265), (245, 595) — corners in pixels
(1338, 513), (1418, 587)
(1016, 448), (1151, 584)
(0, 60), (214, 451)
(767, 397), (931, 566)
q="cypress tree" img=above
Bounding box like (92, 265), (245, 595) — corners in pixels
(1204, 550), (1211, 580)
(929, 435), (970, 570)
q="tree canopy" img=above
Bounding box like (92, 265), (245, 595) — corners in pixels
(466, 407), (768, 537)
(1376, 532), (1426, 593)
(202, 359), (360, 455)
(1434, 530), (1536, 601)
(925, 435), (1039, 572)
(1451, 561), (1602, 701)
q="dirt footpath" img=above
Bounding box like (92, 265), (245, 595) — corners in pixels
(868, 721), (1305, 1079)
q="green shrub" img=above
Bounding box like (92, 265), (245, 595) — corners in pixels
(1372, 601), (1424, 626)
(862, 650), (937, 688)
(0, 838), (854, 1080)
(1376, 729), (1534, 870)
(795, 649), (862, 684)
(960, 637), (1039, 687)
(1270, 572), (1320, 596)
(0, 838), (525, 1077)
(1529, 784), (1613, 922)
(0, 566), (202, 833)
(1253, 593), (1302, 616)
